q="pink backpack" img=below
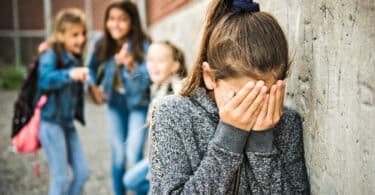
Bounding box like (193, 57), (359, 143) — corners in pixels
(11, 95), (47, 176)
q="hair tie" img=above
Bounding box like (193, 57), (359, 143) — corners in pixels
(231, 0), (260, 13)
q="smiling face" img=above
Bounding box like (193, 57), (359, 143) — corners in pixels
(106, 7), (131, 42)
(57, 23), (87, 55)
(147, 43), (180, 84)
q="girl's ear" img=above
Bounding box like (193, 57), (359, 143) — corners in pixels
(202, 62), (216, 90)
(171, 61), (180, 74)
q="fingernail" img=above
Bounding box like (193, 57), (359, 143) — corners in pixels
(261, 86), (267, 93)
(247, 82), (255, 88)
(256, 80), (264, 87)
(229, 91), (235, 97)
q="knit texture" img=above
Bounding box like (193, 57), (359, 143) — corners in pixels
(150, 87), (310, 194)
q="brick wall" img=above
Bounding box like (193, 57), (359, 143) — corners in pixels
(146, 0), (191, 25)
(0, 0), (111, 66)
(18, 0), (44, 30)
(0, 1), (14, 30)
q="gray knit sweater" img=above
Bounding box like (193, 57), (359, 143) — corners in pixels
(150, 87), (309, 194)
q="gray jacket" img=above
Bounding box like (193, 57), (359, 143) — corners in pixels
(150, 87), (309, 194)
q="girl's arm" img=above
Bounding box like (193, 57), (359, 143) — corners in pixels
(85, 48), (100, 86)
(38, 49), (72, 91)
(244, 109), (310, 194)
(150, 97), (249, 194)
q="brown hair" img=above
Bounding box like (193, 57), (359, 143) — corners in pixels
(47, 8), (86, 67)
(180, 0), (290, 96)
(96, 0), (151, 63)
(158, 40), (188, 78)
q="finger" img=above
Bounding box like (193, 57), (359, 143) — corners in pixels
(122, 43), (129, 54)
(267, 85), (277, 121)
(226, 81), (255, 109)
(280, 80), (286, 115)
(274, 80), (281, 116)
(274, 80), (284, 119)
(250, 99), (264, 127)
(243, 85), (267, 121)
(237, 81), (264, 113)
(258, 94), (269, 119)
(246, 91), (266, 130)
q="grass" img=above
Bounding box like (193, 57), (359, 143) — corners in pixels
(0, 62), (26, 91)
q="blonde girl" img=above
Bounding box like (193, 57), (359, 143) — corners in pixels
(38, 8), (89, 195)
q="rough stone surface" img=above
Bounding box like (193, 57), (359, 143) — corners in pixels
(148, 1), (375, 194)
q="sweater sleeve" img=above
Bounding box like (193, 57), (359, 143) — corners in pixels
(150, 99), (249, 194)
(244, 109), (310, 194)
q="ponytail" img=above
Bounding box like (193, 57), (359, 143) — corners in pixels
(181, 0), (233, 96)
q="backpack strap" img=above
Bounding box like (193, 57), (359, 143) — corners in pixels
(33, 151), (40, 177)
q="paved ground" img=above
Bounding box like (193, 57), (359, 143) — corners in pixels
(0, 91), (113, 194)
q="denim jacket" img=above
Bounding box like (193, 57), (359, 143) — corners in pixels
(38, 49), (85, 125)
(86, 39), (151, 109)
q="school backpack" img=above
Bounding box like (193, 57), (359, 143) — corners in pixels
(10, 58), (45, 176)
(11, 48), (63, 147)
(11, 59), (41, 141)
(11, 48), (65, 175)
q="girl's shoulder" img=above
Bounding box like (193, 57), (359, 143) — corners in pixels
(281, 107), (303, 124)
(274, 107), (304, 139)
(39, 48), (57, 58)
(38, 49), (58, 64)
(153, 94), (193, 117)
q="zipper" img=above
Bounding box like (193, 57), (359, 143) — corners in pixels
(233, 163), (242, 195)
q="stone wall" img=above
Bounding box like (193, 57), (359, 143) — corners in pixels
(148, 1), (375, 194)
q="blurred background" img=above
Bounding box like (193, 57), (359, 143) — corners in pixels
(0, 0), (374, 194)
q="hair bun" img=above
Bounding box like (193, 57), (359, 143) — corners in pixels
(231, 0), (260, 13)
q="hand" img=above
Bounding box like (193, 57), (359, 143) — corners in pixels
(69, 67), (88, 82)
(218, 81), (268, 131)
(115, 43), (135, 72)
(88, 85), (107, 105)
(253, 80), (285, 131)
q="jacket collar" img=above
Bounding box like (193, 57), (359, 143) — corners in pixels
(62, 51), (80, 66)
(190, 87), (219, 121)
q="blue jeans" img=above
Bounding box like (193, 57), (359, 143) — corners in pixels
(107, 90), (148, 195)
(123, 159), (150, 195)
(126, 108), (148, 166)
(39, 120), (89, 195)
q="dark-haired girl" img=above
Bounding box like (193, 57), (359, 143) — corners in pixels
(85, 1), (151, 194)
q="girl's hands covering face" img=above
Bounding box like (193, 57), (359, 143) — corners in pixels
(218, 81), (268, 131)
(252, 80), (285, 131)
